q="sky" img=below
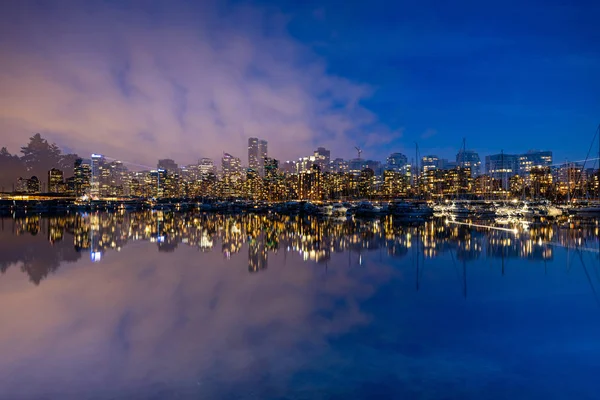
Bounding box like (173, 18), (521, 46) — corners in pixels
(0, 0), (598, 168)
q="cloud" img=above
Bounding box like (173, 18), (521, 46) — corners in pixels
(0, 1), (395, 168)
(0, 238), (393, 397)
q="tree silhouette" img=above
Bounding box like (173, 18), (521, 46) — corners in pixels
(20, 133), (63, 179)
(0, 147), (26, 191)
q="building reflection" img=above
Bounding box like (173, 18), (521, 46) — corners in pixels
(1, 211), (598, 285)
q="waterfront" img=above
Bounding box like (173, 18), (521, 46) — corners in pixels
(1, 213), (600, 399)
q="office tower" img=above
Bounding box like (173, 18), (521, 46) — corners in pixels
(485, 153), (519, 190)
(48, 168), (64, 193)
(421, 155), (440, 173)
(90, 154), (104, 197)
(157, 159), (178, 173)
(248, 138), (268, 176)
(27, 176), (40, 193)
(330, 158), (348, 174)
(222, 153), (242, 178)
(385, 153), (408, 171)
(456, 150), (481, 177)
(518, 150), (552, 176)
(198, 158), (215, 178)
(314, 147), (331, 172)
(348, 159), (365, 175)
(297, 155), (320, 173)
(264, 157), (279, 177)
(74, 158), (91, 197)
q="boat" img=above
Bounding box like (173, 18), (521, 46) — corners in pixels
(331, 203), (349, 216)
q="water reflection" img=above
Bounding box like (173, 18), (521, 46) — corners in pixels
(1, 213), (600, 399)
(1, 212), (598, 285)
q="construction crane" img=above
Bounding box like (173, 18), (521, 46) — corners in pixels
(354, 146), (362, 159)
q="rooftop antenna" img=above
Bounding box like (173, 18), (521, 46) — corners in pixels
(354, 146), (362, 159)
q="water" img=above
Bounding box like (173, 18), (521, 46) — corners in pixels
(1, 212), (599, 399)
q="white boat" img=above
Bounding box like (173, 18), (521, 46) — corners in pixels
(331, 203), (348, 216)
(318, 204), (334, 216)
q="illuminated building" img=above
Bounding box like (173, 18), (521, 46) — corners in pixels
(148, 169), (167, 198)
(421, 155), (440, 173)
(348, 158), (366, 176)
(27, 176), (40, 193)
(485, 153), (519, 190)
(198, 158), (215, 178)
(16, 177), (27, 192)
(158, 159), (178, 173)
(313, 147), (330, 172)
(518, 150), (552, 177)
(47, 168), (64, 193)
(474, 175), (501, 197)
(330, 158), (348, 173)
(386, 153), (408, 172)
(297, 164), (323, 200)
(74, 158), (91, 196)
(221, 153), (243, 198)
(248, 137), (268, 176)
(456, 150), (481, 177)
(528, 166), (553, 197)
(558, 162), (585, 196)
(382, 170), (409, 198)
(358, 168), (375, 198)
(90, 154), (104, 198)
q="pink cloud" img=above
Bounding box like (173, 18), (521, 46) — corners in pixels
(0, 2), (397, 168)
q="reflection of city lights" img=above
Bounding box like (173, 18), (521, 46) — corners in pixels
(91, 251), (102, 262)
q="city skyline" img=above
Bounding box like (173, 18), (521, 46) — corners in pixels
(0, 1), (598, 166)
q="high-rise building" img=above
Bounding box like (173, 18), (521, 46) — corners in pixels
(222, 153), (242, 178)
(485, 153), (519, 190)
(48, 168), (64, 193)
(27, 176), (40, 193)
(264, 157), (279, 177)
(421, 155), (440, 173)
(348, 158), (365, 175)
(385, 153), (408, 171)
(297, 155), (320, 174)
(74, 158), (91, 197)
(248, 138), (268, 176)
(90, 154), (104, 198)
(314, 147), (331, 172)
(518, 150), (552, 176)
(198, 158), (215, 179)
(330, 158), (348, 174)
(456, 150), (481, 177)
(158, 159), (178, 173)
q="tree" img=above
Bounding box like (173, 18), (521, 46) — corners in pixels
(0, 147), (26, 191)
(20, 133), (62, 178)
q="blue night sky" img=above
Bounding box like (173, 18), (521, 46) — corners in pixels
(0, 0), (598, 166)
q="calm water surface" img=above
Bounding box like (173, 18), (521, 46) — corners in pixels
(1, 212), (599, 399)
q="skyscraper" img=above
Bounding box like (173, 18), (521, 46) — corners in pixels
(456, 150), (481, 177)
(248, 138), (268, 176)
(74, 158), (91, 197)
(330, 158), (348, 174)
(485, 153), (519, 190)
(198, 158), (215, 179)
(48, 168), (64, 193)
(518, 150), (552, 176)
(314, 147), (331, 172)
(90, 154), (104, 198)
(158, 159), (178, 173)
(385, 153), (408, 172)
(421, 155), (440, 173)
(222, 153), (242, 179)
